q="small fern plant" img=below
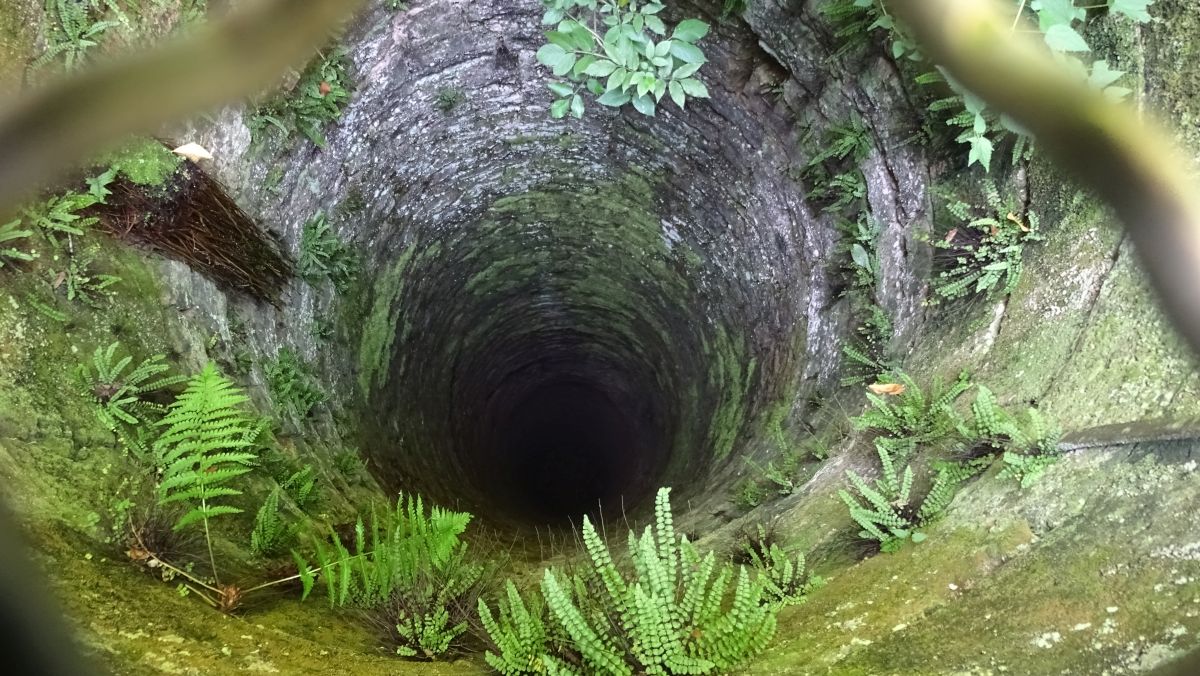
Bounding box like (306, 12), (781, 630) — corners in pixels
(23, 190), (102, 247)
(29, 0), (119, 76)
(78, 342), (186, 461)
(264, 348), (326, 420)
(251, 48), (352, 147)
(296, 494), (482, 659)
(249, 488), (297, 559)
(852, 370), (973, 458)
(297, 212), (357, 291)
(929, 182), (1043, 304)
(50, 246), (121, 307)
(155, 363), (265, 583)
(478, 579), (552, 676)
(0, 219), (37, 268)
(744, 531), (823, 608)
(839, 441), (972, 552)
(280, 464), (321, 513)
(479, 487), (777, 675)
(971, 386), (1063, 487)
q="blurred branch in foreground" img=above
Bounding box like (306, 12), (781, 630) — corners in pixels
(0, 0), (365, 212)
(885, 0), (1200, 357)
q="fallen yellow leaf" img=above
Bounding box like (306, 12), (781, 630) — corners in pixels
(868, 382), (906, 396)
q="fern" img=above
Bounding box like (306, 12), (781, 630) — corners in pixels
(744, 530), (823, 608)
(296, 494), (481, 658)
(478, 580), (551, 675)
(23, 292), (69, 323)
(50, 245), (121, 307)
(78, 341), (186, 461)
(250, 488), (297, 558)
(852, 370), (973, 455)
(970, 389), (1062, 487)
(264, 348), (326, 419)
(839, 441), (974, 552)
(998, 450), (1059, 488)
(480, 487), (777, 675)
(297, 212), (357, 291)
(929, 182), (1044, 304)
(0, 219), (37, 268)
(30, 0), (119, 76)
(281, 465), (321, 512)
(250, 47), (353, 148)
(23, 190), (101, 247)
(155, 363), (264, 582)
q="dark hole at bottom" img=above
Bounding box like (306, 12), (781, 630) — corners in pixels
(493, 382), (655, 521)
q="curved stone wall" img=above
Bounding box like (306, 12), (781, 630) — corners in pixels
(218, 0), (844, 523)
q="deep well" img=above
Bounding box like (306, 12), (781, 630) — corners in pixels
(2, 0), (1200, 674)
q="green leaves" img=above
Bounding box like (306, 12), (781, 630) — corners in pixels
(478, 487), (777, 674)
(0, 218), (36, 268)
(298, 211), (357, 291)
(250, 48), (352, 148)
(536, 1), (711, 118)
(672, 18), (710, 43)
(1110, 0), (1153, 21)
(294, 493), (481, 657)
(154, 361), (265, 583)
(832, 0), (1157, 172)
(1042, 24), (1090, 52)
(931, 182), (1043, 303)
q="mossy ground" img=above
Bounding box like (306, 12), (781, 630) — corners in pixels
(0, 230), (441, 672)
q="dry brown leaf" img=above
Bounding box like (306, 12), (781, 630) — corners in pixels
(868, 382), (907, 396)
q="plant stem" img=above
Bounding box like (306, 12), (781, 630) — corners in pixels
(242, 552), (368, 595)
(201, 496), (220, 585)
(129, 517), (222, 598)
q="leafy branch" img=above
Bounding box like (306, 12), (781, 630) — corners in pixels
(536, 0), (711, 118)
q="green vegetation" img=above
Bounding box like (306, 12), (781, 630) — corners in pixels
(49, 245), (121, 307)
(264, 348), (326, 420)
(77, 341), (185, 459)
(99, 138), (183, 187)
(435, 87), (466, 112)
(297, 211), (357, 291)
(820, 0), (1157, 170)
(251, 47), (353, 147)
(535, 0), (711, 118)
(732, 477), (768, 509)
(744, 530), (823, 608)
(798, 116), (871, 213)
(280, 464), (322, 513)
(334, 448), (366, 480)
(30, 0), (119, 75)
(747, 453), (800, 497)
(797, 117), (895, 386)
(0, 218), (37, 268)
(839, 440), (973, 552)
(478, 487), (777, 675)
(970, 386), (1063, 487)
(297, 494), (487, 658)
(842, 371), (1063, 552)
(851, 370), (973, 455)
(24, 189), (102, 246)
(721, 0), (748, 20)
(249, 487), (297, 558)
(929, 182), (1043, 304)
(154, 363), (267, 584)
